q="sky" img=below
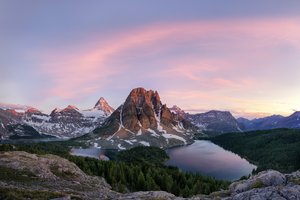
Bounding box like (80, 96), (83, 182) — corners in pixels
(0, 0), (300, 119)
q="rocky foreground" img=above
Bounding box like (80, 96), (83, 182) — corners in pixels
(0, 151), (300, 200)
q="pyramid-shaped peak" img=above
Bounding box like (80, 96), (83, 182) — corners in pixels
(95, 97), (108, 107)
(94, 97), (114, 114)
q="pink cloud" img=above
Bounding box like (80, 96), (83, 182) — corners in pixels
(33, 17), (300, 116)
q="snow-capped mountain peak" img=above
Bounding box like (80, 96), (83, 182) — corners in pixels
(94, 97), (114, 114)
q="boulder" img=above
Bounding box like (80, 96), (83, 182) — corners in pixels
(229, 170), (286, 194)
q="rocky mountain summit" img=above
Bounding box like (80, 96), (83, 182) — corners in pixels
(1, 151), (299, 200)
(90, 88), (196, 149)
(187, 110), (242, 134)
(169, 106), (242, 134)
(0, 98), (114, 139)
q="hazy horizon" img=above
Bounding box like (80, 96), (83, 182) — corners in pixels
(1, 0), (300, 119)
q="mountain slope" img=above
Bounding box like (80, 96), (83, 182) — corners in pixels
(89, 88), (195, 149)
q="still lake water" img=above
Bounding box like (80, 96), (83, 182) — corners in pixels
(70, 147), (110, 160)
(71, 140), (256, 181)
(166, 140), (256, 181)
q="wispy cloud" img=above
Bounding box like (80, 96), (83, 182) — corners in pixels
(31, 17), (300, 117)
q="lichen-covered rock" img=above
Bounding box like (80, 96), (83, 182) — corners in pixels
(0, 151), (115, 200)
(231, 185), (300, 200)
(119, 191), (181, 200)
(229, 170), (286, 194)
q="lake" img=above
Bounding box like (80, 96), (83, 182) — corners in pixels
(166, 140), (256, 181)
(70, 147), (110, 160)
(71, 140), (256, 181)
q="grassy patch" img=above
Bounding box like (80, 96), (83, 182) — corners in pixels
(0, 166), (37, 182)
(291, 179), (300, 185)
(0, 187), (79, 200)
(251, 180), (265, 189)
(50, 165), (75, 180)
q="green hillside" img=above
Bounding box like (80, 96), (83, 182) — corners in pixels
(210, 128), (300, 173)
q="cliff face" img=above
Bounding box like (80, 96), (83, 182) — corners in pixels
(91, 88), (196, 150)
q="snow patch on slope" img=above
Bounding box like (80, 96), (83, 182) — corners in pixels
(139, 141), (150, 146)
(147, 128), (160, 137)
(162, 133), (187, 144)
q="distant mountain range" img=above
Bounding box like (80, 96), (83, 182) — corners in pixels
(237, 112), (300, 131)
(1, 87), (300, 149)
(0, 97), (114, 139)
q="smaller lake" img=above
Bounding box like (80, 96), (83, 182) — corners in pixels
(70, 147), (110, 160)
(166, 140), (256, 181)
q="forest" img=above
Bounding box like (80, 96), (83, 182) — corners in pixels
(210, 128), (300, 173)
(0, 141), (229, 197)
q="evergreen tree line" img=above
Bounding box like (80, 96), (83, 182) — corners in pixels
(210, 128), (300, 173)
(68, 155), (228, 197)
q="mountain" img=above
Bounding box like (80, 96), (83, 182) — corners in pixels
(237, 115), (284, 131)
(169, 106), (242, 134)
(238, 112), (300, 131)
(0, 103), (34, 113)
(89, 88), (196, 149)
(169, 105), (187, 118)
(94, 97), (115, 114)
(0, 108), (51, 140)
(187, 110), (242, 134)
(0, 98), (114, 139)
(277, 111), (300, 129)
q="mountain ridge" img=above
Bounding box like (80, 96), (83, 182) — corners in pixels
(0, 98), (114, 139)
(238, 112), (300, 131)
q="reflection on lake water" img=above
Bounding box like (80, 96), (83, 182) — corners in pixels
(166, 140), (256, 180)
(71, 140), (256, 180)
